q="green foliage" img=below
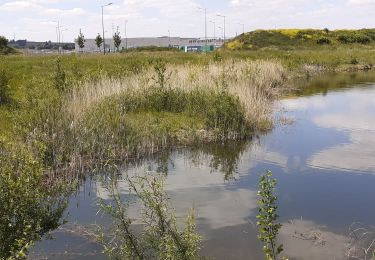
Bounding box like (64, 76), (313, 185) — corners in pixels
(113, 31), (122, 52)
(0, 137), (67, 259)
(0, 69), (12, 105)
(76, 29), (85, 51)
(97, 174), (203, 260)
(0, 36), (16, 55)
(52, 58), (67, 92)
(316, 37), (330, 45)
(226, 28), (375, 50)
(0, 36), (8, 48)
(350, 57), (359, 65)
(95, 33), (103, 51)
(257, 171), (284, 260)
(153, 59), (170, 90)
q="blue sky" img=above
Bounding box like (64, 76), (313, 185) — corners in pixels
(0, 0), (374, 42)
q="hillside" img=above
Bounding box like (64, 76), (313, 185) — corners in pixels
(226, 29), (375, 50)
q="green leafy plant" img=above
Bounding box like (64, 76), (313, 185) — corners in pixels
(76, 29), (85, 52)
(0, 69), (11, 105)
(257, 171), (284, 260)
(95, 33), (103, 52)
(0, 137), (67, 259)
(53, 58), (67, 92)
(97, 174), (203, 260)
(113, 31), (122, 52)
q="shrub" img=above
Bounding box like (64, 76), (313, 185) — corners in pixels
(53, 58), (67, 92)
(337, 35), (352, 44)
(0, 69), (11, 105)
(355, 35), (371, 44)
(316, 37), (330, 45)
(97, 174), (203, 260)
(0, 137), (67, 259)
(350, 58), (359, 65)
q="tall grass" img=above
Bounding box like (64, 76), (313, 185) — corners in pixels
(43, 59), (286, 172)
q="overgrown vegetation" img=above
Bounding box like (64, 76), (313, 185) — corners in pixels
(1, 47), (375, 258)
(226, 29), (375, 50)
(0, 36), (16, 55)
(0, 137), (67, 259)
(97, 174), (202, 260)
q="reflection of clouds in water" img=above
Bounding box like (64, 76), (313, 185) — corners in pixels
(170, 187), (258, 230)
(281, 96), (328, 111)
(308, 131), (375, 173)
(95, 148), (259, 230)
(280, 219), (349, 260)
(304, 87), (375, 173)
(249, 145), (288, 169)
(314, 114), (375, 131)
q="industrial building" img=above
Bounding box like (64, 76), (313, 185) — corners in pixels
(75, 36), (224, 53)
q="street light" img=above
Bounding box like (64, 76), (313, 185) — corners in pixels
(217, 14), (226, 48)
(61, 28), (68, 54)
(197, 7), (207, 52)
(218, 26), (224, 40)
(209, 20), (216, 43)
(124, 19), (128, 50)
(101, 2), (113, 55)
(238, 22), (245, 35)
(53, 20), (62, 53)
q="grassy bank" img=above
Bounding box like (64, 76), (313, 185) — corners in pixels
(226, 28), (375, 49)
(1, 48), (375, 257)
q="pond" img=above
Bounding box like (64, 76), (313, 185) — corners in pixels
(29, 71), (375, 260)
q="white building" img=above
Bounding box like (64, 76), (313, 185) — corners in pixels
(75, 36), (224, 52)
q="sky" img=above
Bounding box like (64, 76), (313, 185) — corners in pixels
(0, 0), (374, 42)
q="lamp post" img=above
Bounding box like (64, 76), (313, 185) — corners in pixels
(53, 20), (62, 53)
(102, 2), (113, 55)
(198, 7), (207, 52)
(209, 20), (216, 45)
(238, 23), (245, 35)
(124, 19), (128, 50)
(217, 14), (226, 48)
(61, 28), (68, 54)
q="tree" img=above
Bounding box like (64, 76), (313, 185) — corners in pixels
(95, 33), (103, 52)
(0, 36), (8, 48)
(113, 30), (121, 52)
(76, 29), (85, 52)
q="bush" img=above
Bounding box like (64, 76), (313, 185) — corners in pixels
(337, 34), (354, 44)
(316, 37), (331, 45)
(355, 35), (371, 44)
(0, 137), (67, 259)
(0, 69), (11, 105)
(350, 58), (359, 65)
(98, 174), (203, 260)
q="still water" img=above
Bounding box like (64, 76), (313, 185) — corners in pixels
(30, 72), (375, 260)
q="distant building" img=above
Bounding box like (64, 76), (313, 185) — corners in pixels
(75, 36), (224, 53)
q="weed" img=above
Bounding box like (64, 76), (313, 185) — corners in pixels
(97, 174), (203, 260)
(257, 171), (284, 260)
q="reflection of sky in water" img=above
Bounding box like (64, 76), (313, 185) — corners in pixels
(31, 81), (375, 260)
(282, 86), (375, 173)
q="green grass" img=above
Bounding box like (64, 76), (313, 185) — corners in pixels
(227, 28), (375, 50)
(2, 41), (375, 258)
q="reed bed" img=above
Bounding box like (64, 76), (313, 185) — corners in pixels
(67, 60), (286, 126)
(49, 59), (287, 173)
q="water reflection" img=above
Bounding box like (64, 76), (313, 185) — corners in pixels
(282, 86), (375, 173)
(31, 71), (375, 259)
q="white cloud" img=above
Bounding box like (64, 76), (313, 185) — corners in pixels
(2, 0), (375, 42)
